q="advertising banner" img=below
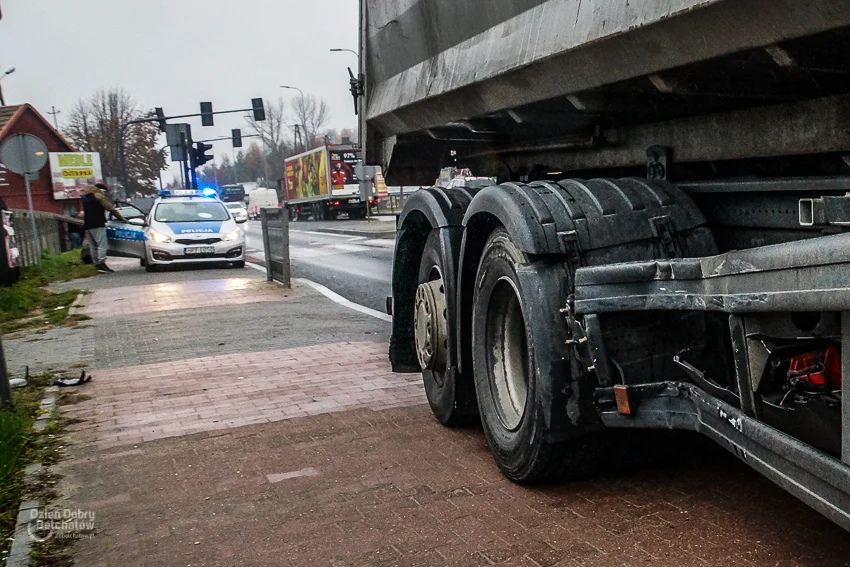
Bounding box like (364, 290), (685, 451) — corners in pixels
(284, 148), (329, 201)
(374, 168), (388, 195)
(329, 149), (360, 191)
(49, 152), (103, 200)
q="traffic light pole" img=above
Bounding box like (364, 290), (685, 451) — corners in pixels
(193, 134), (259, 144)
(180, 133), (192, 189)
(120, 105), (264, 192)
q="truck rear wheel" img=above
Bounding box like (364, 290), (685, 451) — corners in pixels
(472, 228), (601, 482)
(415, 231), (477, 426)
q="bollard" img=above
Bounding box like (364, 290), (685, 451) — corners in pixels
(279, 208), (290, 288)
(260, 208), (273, 283)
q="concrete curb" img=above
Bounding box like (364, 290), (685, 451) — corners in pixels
(6, 392), (57, 566)
(67, 293), (89, 317)
(7, 499), (39, 567)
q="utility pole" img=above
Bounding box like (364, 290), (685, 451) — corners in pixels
(47, 106), (61, 129)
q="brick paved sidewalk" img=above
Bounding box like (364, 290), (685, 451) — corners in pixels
(44, 261), (850, 567)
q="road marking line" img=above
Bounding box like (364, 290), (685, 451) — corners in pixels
(296, 278), (392, 322)
(362, 239), (396, 248)
(291, 229), (366, 241)
(331, 244), (370, 252)
(244, 261), (392, 322)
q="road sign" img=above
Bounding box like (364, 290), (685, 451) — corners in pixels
(166, 123), (192, 162)
(0, 134), (47, 264)
(0, 133), (48, 181)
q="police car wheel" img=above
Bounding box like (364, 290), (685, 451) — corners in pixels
(145, 263), (160, 273)
(231, 261), (245, 269)
(140, 258), (146, 267)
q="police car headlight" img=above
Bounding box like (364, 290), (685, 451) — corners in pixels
(149, 229), (172, 243)
(222, 229), (241, 241)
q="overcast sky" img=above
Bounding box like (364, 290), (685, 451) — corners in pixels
(0, 0), (360, 183)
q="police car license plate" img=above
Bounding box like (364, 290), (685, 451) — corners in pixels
(184, 246), (215, 255)
(348, 198), (360, 203)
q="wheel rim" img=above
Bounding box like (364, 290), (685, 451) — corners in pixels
(484, 277), (529, 430)
(414, 276), (448, 380)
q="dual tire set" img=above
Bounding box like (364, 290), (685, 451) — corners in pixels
(409, 179), (716, 483)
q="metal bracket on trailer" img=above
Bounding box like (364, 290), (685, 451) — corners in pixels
(596, 381), (850, 531)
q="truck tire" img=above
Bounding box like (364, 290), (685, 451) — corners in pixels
(416, 231), (477, 426)
(472, 228), (601, 482)
(468, 180), (716, 483)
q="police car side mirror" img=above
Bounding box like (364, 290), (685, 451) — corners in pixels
(127, 218), (146, 227)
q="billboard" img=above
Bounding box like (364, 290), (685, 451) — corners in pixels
(49, 152), (104, 200)
(284, 147), (329, 201)
(329, 148), (360, 190)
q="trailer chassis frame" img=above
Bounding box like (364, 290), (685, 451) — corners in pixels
(576, 231), (850, 530)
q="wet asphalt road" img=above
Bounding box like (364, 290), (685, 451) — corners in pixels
(243, 220), (394, 312)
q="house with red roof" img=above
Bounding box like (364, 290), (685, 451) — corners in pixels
(0, 104), (80, 215)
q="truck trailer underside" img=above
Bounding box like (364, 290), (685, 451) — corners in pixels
(360, 0), (850, 532)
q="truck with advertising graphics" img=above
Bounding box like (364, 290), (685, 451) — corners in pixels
(283, 145), (376, 220)
(361, 0), (850, 530)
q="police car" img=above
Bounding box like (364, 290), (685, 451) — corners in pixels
(106, 189), (247, 272)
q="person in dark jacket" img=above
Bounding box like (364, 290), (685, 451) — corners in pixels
(82, 182), (126, 273)
(67, 209), (85, 249)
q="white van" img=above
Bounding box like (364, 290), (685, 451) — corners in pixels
(247, 188), (280, 219)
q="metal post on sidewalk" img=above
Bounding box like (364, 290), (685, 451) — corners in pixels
(0, 332), (13, 409)
(260, 208), (272, 282)
(279, 208), (291, 288)
(24, 179), (40, 264)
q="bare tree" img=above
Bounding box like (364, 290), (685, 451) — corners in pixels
(245, 97), (287, 152)
(64, 88), (166, 195)
(290, 94), (330, 149)
(339, 127), (358, 144)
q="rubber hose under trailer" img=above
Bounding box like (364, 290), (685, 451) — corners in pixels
(407, 178), (718, 483)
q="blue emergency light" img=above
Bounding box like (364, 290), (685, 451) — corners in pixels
(159, 189), (203, 198)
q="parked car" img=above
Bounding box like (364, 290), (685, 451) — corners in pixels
(445, 176), (497, 189)
(225, 201), (248, 223)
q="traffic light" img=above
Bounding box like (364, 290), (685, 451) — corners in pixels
(193, 142), (214, 168)
(232, 129), (242, 148)
(251, 98), (265, 121)
(154, 107), (167, 132)
(200, 102), (214, 127)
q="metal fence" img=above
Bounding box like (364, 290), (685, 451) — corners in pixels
(260, 208), (291, 287)
(9, 209), (80, 267)
(373, 192), (413, 216)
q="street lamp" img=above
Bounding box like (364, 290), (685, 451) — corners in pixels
(279, 84), (303, 98)
(329, 48), (358, 60)
(280, 85), (309, 150)
(0, 67), (15, 106)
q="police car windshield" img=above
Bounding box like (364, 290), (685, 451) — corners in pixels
(154, 201), (229, 223)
